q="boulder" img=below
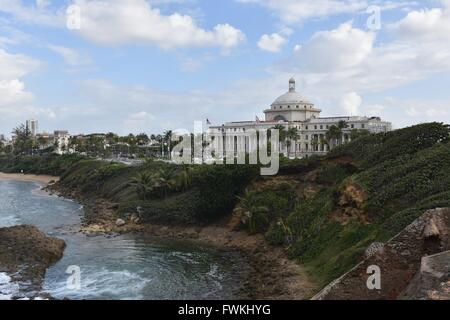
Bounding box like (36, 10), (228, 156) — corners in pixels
(0, 225), (66, 296)
(115, 219), (126, 227)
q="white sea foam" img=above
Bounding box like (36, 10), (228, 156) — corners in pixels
(0, 273), (20, 300)
(46, 268), (152, 300)
(0, 214), (20, 228)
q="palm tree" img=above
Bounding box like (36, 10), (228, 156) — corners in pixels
(235, 191), (269, 234)
(152, 168), (176, 198)
(286, 127), (300, 158)
(325, 125), (342, 150)
(129, 172), (155, 200)
(163, 130), (173, 159)
(272, 124), (287, 154)
(174, 164), (194, 191)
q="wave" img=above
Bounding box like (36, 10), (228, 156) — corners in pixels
(45, 267), (152, 300)
(0, 273), (20, 300)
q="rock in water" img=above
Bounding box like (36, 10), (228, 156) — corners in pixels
(0, 225), (66, 297)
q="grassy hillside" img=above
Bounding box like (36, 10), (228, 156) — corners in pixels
(2, 122), (449, 287)
(234, 122), (450, 286)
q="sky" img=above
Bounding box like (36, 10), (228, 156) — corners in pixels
(1, 0), (450, 136)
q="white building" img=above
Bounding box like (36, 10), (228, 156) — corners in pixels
(209, 78), (392, 158)
(54, 130), (70, 154)
(26, 119), (39, 137)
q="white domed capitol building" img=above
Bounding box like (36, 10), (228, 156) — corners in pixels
(208, 78), (392, 158)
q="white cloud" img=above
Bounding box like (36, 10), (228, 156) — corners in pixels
(258, 33), (287, 52)
(0, 0), (63, 26)
(48, 45), (90, 66)
(236, 0), (368, 24)
(273, 17), (450, 98)
(0, 48), (56, 129)
(122, 111), (156, 132)
(285, 22), (375, 72)
(70, 0), (246, 50)
(36, 0), (50, 9)
(0, 49), (39, 80)
(339, 92), (362, 115)
(0, 49), (38, 110)
(0, 79), (33, 105)
(394, 1), (450, 42)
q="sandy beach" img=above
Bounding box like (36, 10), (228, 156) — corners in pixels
(0, 172), (59, 185)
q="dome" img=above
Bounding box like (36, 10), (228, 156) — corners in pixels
(271, 78), (312, 106)
(271, 91), (312, 106)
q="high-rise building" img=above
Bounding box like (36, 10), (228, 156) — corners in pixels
(26, 119), (39, 136)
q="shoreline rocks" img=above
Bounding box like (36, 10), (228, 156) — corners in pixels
(0, 225), (66, 299)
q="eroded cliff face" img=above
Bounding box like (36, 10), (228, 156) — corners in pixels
(0, 225), (66, 298)
(313, 208), (450, 300)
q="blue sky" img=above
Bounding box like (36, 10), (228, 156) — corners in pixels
(1, 0), (450, 136)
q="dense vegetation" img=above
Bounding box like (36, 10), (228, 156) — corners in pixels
(1, 122), (449, 288)
(0, 154), (86, 176)
(231, 122), (450, 286)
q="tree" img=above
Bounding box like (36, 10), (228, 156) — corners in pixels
(129, 171), (155, 200)
(325, 125), (342, 150)
(37, 136), (50, 150)
(173, 164), (194, 191)
(350, 129), (370, 140)
(286, 127), (300, 158)
(338, 120), (348, 129)
(235, 191), (269, 234)
(12, 124), (33, 155)
(163, 130), (173, 159)
(272, 124), (287, 154)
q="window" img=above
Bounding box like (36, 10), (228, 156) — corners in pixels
(314, 125), (317, 130)
(306, 135), (309, 140)
(306, 125), (309, 130)
(361, 124), (365, 129)
(320, 125), (323, 130)
(351, 124), (354, 129)
(296, 105), (299, 109)
(288, 105), (291, 108)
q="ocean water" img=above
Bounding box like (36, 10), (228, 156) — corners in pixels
(0, 180), (249, 300)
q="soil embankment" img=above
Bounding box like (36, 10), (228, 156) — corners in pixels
(313, 208), (450, 300)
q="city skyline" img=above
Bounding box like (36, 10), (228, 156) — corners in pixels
(1, 0), (450, 137)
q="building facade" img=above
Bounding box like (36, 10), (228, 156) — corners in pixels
(26, 119), (39, 137)
(209, 78), (392, 158)
(54, 130), (70, 154)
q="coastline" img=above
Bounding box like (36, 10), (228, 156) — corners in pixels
(0, 174), (317, 299)
(0, 172), (59, 185)
(77, 200), (318, 300)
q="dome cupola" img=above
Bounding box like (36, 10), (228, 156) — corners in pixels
(271, 78), (312, 107)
